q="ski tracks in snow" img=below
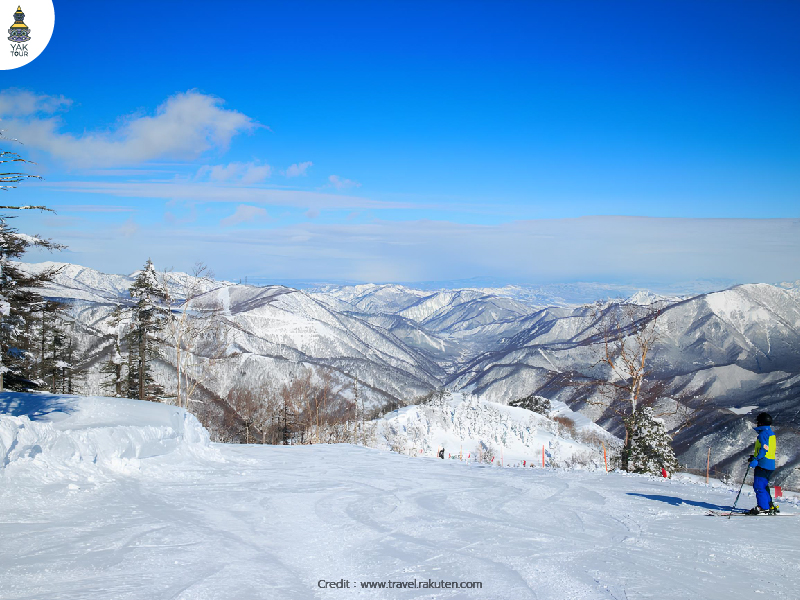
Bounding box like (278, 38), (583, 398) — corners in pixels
(2, 444), (800, 599)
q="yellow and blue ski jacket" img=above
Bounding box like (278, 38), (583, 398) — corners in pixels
(753, 425), (776, 470)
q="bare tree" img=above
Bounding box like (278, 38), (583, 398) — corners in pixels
(591, 302), (661, 414)
(252, 384), (282, 444)
(279, 380), (300, 445)
(228, 386), (262, 444)
(573, 301), (680, 471)
(353, 374), (368, 445)
(160, 264), (230, 410)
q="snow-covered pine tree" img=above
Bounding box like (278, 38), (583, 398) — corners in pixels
(623, 406), (679, 476)
(127, 259), (169, 401)
(101, 337), (126, 397)
(0, 152), (65, 390)
(0, 234), (65, 390)
(100, 305), (127, 397)
(509, 394), (551, 415)
(34, 299), (74, 392)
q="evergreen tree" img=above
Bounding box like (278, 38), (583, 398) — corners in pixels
(35, 299), (73, 392)
(623, 406), (679, 476)
(101, 305), (127, 397)
(0, 143), (65, 390)
(0, 216), (64, 390)
(127, 259), (169, 401)
(509, 394), (551, 415)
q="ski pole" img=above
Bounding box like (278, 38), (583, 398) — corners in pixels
(728, 465), (751, 519)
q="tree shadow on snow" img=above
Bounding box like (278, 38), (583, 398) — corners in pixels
(627, 493), (728, 511)
(0, 392), (77, 421)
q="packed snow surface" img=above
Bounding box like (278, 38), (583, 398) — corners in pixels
(1, 393), (799, 600)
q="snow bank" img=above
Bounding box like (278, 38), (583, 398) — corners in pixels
(373, 392), (618, 469)
(0, 393), (220, 480)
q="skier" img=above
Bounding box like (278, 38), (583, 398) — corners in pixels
(748, 412), (779, 515)
(438, 447), (445, 459)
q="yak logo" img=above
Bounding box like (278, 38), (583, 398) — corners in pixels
(8, 6), (31, 43)
(2, 0), (53, 69)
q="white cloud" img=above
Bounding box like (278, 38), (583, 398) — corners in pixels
(196, 161), (272, 184)
(239, 164), (273, 184)
(58, 205), (136, 213)
(285, 161), (312, 177)
(220, 204), (269, 227)
(43, 180), (414, 210)
(1, 90), (258, 167)
(327, 174), (361, 190)
(0, 89), (72, 117)
(117, 218), (139, 238)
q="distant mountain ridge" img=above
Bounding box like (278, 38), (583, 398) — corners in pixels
(17, 261), (800, 487)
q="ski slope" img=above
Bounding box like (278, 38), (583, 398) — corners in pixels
(1, 393), (799, 600)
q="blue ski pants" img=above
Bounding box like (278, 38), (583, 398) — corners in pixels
(753, 466), (774, 510)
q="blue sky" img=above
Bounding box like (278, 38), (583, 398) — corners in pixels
(2, 1), (799, 284)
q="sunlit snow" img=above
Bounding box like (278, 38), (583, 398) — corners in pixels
(1, 392), (798, 600)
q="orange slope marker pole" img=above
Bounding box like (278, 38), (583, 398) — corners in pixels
(602, 442), (608, 473)
(542, 445), (545, 468)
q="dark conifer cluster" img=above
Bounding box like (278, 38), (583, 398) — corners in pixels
(0, 147), (77, 392)
(100, 259), (170, 401)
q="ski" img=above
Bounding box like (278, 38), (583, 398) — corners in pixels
(706, 510), (797, 517)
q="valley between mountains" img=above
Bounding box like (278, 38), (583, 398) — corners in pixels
(23, 261), (800, 488)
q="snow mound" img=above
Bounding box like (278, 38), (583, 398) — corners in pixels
(626, 290), (672, 305)
(374, 392), (618, 468)
(0, 393), (220, 480)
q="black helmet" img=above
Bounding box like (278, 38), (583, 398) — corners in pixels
(756, 412), (772, 426)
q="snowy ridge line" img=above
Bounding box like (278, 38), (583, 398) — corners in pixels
(374, 392), (618, 468)
(0, 394), (221, 480)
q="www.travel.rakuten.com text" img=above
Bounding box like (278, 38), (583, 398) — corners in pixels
(318, 578), (483, 590)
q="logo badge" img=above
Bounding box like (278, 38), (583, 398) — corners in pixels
(1, 1), (54, 70)
(8, 6), (31, 43)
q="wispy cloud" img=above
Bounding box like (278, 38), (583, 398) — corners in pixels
(78, 168), (177, 177)
(42, 180), (416, 210)
(326, 174), (361, 190)
(117, 218), (139, 238)
(164, 205), (197, 226)
(220, 204), (269, 227)
(0, 89), (72, 117)
(0, 90), (259, 167)
(285, 161), (312, 177)
(58, 204), (136, 213)
(196, 161), (272, 184)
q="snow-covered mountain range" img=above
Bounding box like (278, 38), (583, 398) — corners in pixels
(20, 261), (800, 487)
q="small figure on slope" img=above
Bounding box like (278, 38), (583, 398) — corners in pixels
(437, 446), (445, 460)
(748, 412), (779, 515)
